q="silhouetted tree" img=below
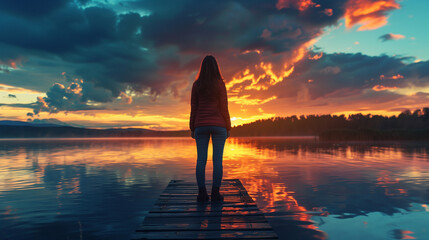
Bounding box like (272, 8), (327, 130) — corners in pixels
(231, 107), (429, 140)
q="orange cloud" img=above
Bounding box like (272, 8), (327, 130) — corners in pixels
(242, 49), (261, 55)
(388, 33), (405, 39)
(380, 74), (404, 80)
(36, 96), (49, 109)
(229, 95), (278, 106)
(227, 62), (294, 92)
(230, 112), (277, 126)
(276, 0), (317, 11)
(119, 92), (133, 104)
(345, 0), (400, 31)
(308, 52), (323, 60)
(372, 85), (398, 91)
(323, 8), (333, 16)
(293, 38), (319, 63)
(67, 82), (83, 94)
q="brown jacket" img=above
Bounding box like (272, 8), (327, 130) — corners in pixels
(190, 80), (231, 131)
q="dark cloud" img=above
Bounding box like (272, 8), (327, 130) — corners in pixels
(8, 94), (16, 98)
(136, 0), (348, 54)
(0, 5), (117, 54)
(268, 52), (429, 102)
(33, 79), (103, 115)
(379, 33), (405, 42)
(0, 0), (70, 18)
(0, 67), (10, 73)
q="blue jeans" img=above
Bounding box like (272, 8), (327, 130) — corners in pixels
(194, 126), (227, 188)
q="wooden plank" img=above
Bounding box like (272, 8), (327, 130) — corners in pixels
(164, 185), (238, 189)
(134, 179), (278, 239)
(155, 202), (257, 207)
(156, 198), (248, 203)
(162, 189), (239, 193)
(156, 197), (254, 203)
(142, 216), (269, 224)
(162, 187), (240, 192)
(146, 210), (265, 218)
(163, 186), (240, 191)
(133, 230), (278, 239)
(158, 193), (246, 197)
(162, 190), (242, 193)
(149, 206), (260, 213)
(137, 222), (273, 231)
(159, 192), (242, 197)
(155, 200), (246, 205)
(152, 203), (257, 211)
(163, 182), (239, 187)
(165, 184), (235, 188)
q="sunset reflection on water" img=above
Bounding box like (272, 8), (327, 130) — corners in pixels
(1, 137), (429, 240)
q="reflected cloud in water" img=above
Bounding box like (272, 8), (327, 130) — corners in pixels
(0, 138), (428, 239)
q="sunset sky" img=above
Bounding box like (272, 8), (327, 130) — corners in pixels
(0, 0), (428, 130)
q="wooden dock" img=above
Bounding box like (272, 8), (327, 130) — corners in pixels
(133, 179), (278, 239)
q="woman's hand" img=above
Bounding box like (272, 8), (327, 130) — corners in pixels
(227, 131), (230, 139)
(191, 131), (195, 139)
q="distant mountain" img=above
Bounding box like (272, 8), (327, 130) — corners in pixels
(0, 119), (85, 128)
(31, 118), (85, 128)
(0, 120), (189, 138)
(0, 120), (62, 127)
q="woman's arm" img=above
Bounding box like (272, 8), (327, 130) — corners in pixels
(219, 81), (231, 131)
(189, 82), (198, 132)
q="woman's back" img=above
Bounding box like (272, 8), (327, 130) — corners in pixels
(190, 79), (231, 132)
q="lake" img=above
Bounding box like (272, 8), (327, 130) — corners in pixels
(1, 137), (428, 240)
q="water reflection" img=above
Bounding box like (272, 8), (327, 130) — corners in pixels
(0, 138), (429, 239)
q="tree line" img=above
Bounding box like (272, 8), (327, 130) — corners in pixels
(231, 108), (429, 140)
(2, 108), (429, 140)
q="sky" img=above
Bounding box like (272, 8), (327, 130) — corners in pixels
(0, 0), (428, 130)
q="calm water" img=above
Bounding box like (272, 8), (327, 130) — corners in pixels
(1, 137), (429, 240)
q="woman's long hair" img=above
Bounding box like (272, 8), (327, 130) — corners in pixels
(195, 55), (224, 99)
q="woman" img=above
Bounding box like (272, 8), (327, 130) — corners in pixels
(190, 55), (231, 202)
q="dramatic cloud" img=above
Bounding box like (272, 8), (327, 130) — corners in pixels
(277, 52), (429, 98)
(0, 1), (399, 101)
(0, 0), (413, 128)
(260, 53), (429, 118)
(32, 77), (103, 115)
(379, 33), (406, 42)
(344, 0), (400, 31)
